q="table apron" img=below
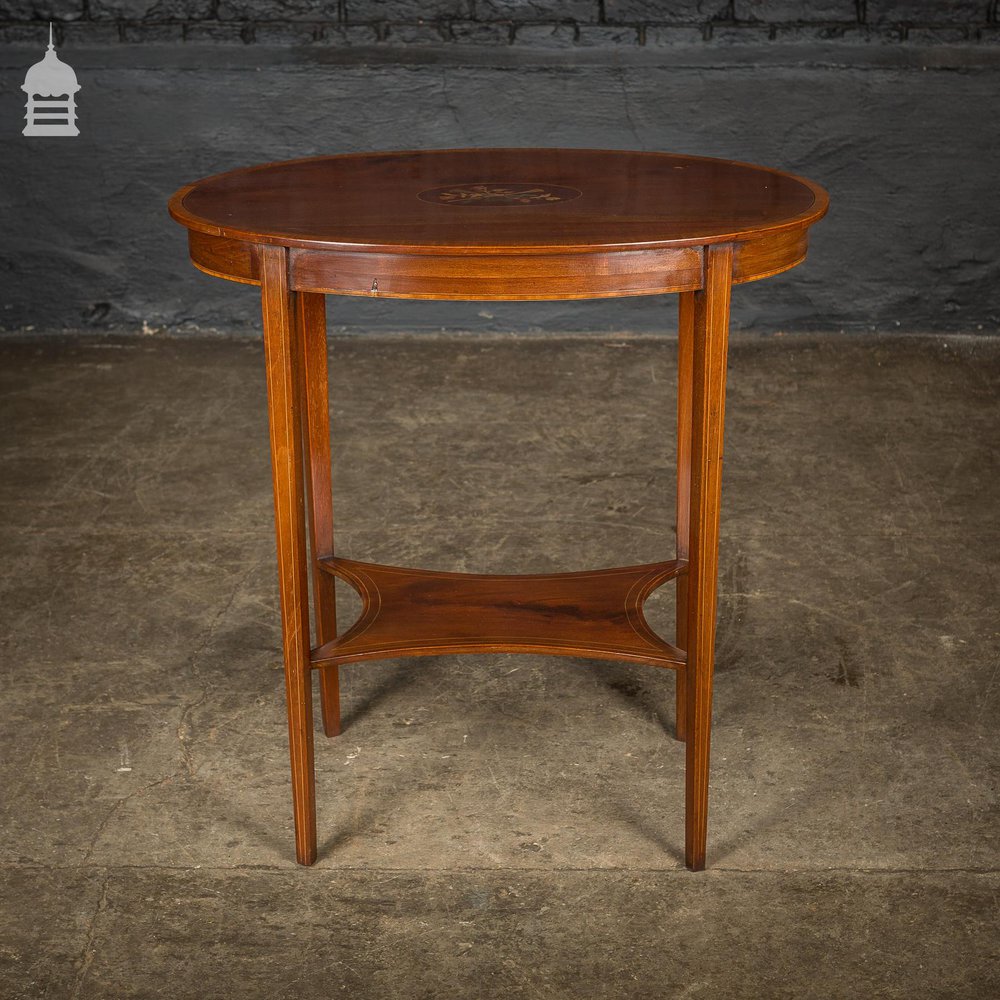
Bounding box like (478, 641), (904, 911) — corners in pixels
(187, 227), (809, 299)
(289, 246), (703, 300)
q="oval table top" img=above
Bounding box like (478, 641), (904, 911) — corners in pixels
(169, 148), (828, 300)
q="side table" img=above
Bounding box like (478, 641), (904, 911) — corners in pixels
(168, 148), (828, 870)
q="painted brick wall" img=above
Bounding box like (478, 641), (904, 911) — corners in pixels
(2, 0), (998, 49)
(1, 2), (999, 334)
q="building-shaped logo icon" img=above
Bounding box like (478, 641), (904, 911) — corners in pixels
(22, 24), (80, 137)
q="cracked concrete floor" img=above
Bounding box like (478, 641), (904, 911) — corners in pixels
(0, 332), (997, 998)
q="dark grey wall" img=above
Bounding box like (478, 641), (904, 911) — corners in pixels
(2, 2), (999, 335)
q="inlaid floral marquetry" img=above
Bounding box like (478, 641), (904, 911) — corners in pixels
(418, 182), (582, 206)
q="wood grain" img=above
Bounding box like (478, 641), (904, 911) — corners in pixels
(170, 148), (829, 870)
(289, 245), (703, 301)
(188, 230), (257, 285)
(310, 558), (686, 669)
(169, 149), (828, 300)
(675, 290), (695, 744)
(169, 149), (827, 254)
(684, 243), (734, 872)
(295, 291), (341, 739)
(259, 244), (317, 866)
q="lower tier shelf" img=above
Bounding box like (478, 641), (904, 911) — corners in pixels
(309, 557), (686, 669)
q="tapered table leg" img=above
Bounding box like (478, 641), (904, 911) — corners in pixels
(260, 245), (318, 866)
(675, 291), (695, 743)
(684, 244), (734, 872)
(295, 291), (341, 738)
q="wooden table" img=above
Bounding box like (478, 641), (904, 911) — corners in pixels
(169, 148), (828, 870)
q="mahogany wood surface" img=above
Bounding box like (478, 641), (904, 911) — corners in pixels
(287, 244), (704, 301)
(259, 245), (316, 866)
(675, 291), (695, 745)
(170, 148), (827, 301)
(684, 244), (735, 871)
(311, 558), (686, 669)
(295, 292), (341, 739)
(169, 147), (828, 872)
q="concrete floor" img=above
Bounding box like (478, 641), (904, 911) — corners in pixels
(0, 332), (997, 998)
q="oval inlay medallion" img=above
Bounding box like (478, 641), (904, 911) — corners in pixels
(418, 183), (582, 206)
